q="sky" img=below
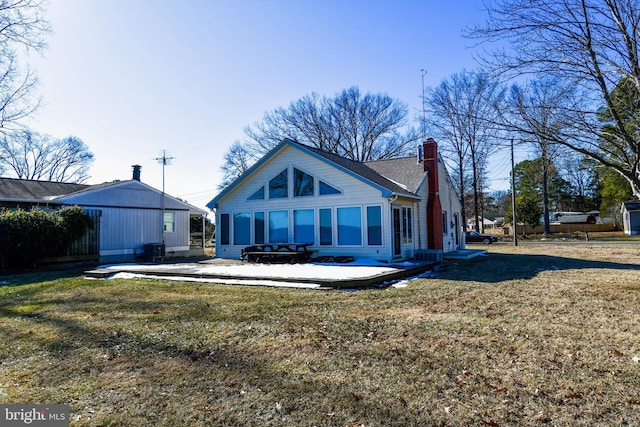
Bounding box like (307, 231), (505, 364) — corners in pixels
(24, 0), (523, 211)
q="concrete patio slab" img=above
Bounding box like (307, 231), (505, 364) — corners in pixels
(85, 258), (440, 289)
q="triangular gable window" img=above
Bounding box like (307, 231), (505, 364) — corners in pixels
(294, 168), (314, 197)
(269, 169), (288, 199)
(247, 186), (264, 201)
(319, 180), (341, 195)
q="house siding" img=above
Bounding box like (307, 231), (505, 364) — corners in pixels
(622, 204), (640, 235)
(58, 180), (205, 262)
(438, 162), (464, 251)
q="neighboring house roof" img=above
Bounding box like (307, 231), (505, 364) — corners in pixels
(0, 177), (89, 204)
(207, 139), (422, 209)
(58, 180), (209, 215)
(622, 201), (640, 212)
(467, 216), (496, 225)
(0, 177), (208, 215)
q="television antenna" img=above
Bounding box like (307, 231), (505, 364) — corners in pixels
(421, 68), (428, 141)
(154, 150), (176, 244)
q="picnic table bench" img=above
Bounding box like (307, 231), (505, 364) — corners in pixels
(241, 243), (314, 263)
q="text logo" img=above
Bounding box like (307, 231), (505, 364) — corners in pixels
(1, 405), (69, 426)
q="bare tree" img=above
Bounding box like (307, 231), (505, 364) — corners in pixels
(502, 78), (579, 235)
(559, 156), (599, 212)
(220, 87), (420, 187)
(0, 130), (93, 182)
(426, 70), (505, 233)
(0, 0), (49, 131)
(219, 140), (259, 189)
(469, 0), (640, 199)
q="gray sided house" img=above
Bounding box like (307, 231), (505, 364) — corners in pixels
(0, 170), (208, 263)
(621, 201), (640, 235)
(207, 139), (464, 262)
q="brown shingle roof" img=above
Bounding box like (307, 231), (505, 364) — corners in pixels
(0, 177), (90, 202)
(364, 156), (427, 194)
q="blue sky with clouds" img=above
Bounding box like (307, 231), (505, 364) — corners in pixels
(25, 0), (517, 210)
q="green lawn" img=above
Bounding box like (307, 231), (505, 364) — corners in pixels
(1, 244), (639, 426)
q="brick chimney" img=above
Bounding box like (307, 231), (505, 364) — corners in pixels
(132, 164), (141, 181)
(424, 138), (444, 251)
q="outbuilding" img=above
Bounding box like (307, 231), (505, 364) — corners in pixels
(0, 167), (207, 263)
(622, 201), (640, 235)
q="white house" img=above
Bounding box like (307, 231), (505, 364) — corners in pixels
(467, 216), (498, 231)
(621, 201), (640, 235)
(207, 139), (464, 262)
(0, 167), (208, 263)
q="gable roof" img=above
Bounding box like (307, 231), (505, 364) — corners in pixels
(58, 179), (208, 215)
(0, 177), (208, 215)
(0, 177), (90, 204)
(207, 139), (421, 209)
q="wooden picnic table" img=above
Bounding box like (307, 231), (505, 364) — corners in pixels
(241, 243), (314, 263)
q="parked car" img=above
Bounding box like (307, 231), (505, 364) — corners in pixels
(465, 231), (499, 244)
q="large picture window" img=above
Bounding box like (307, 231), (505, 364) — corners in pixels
(319, 208), (332, 246)
(367, 206), (382, 246)
(269, 210), (289, 243)
(337, 206), (362, 246)
(254, 212), (265, 244)
(233, 212), (250, 245)
(219, 213), (230, 245)
(269, 169), (288, 199)
(294, 209), (314, 244)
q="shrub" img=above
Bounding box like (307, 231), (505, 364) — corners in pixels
(0, 206), (93, 269)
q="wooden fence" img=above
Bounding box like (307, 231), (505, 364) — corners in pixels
(485, 223), (617, 236)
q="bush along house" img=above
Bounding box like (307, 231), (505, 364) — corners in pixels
(207, 138), (464, 263)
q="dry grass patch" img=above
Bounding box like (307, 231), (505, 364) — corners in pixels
(1, 243), (639, 426)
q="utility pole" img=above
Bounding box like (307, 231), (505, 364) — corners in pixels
(510, 138), (518, 246)
(154, 150), (175, 245)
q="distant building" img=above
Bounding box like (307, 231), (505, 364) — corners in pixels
(621, 201), (640, 235)
(467, 216), (497, 231)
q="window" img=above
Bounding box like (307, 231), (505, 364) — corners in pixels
(319, 208), (332, 246)
(294, 209), (314, 244)
(367, 206), (382, 246)
(269, 210), (289, 243)
(233, 212), (250, 245)
(402, 207), (412, 244)
(269, 169), (288, 199)
(163, 212), (175, 232)
(293, 168), (314, 197)
(219, 213), (230, 245)
(319, 180), (341, 195)
(254, 212), (265, 244)
(443, 211), (448, 234)
(248, 186), (264, 201)
(337, 206), (362, 246)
